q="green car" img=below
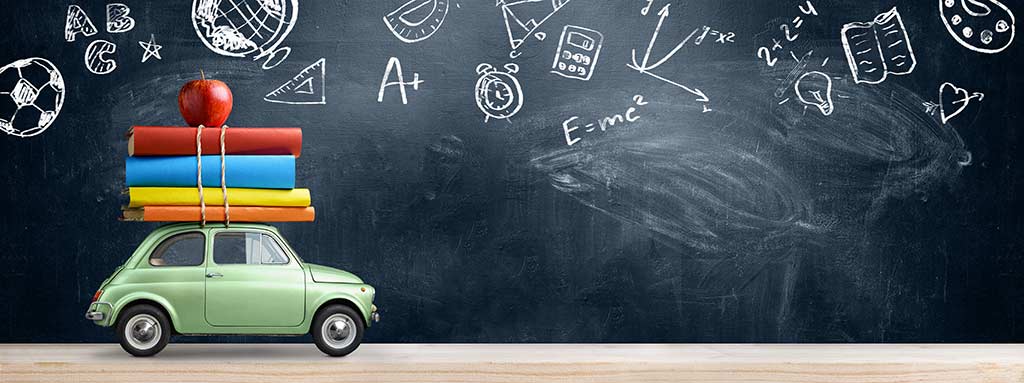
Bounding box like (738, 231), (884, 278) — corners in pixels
(85, 223), (379, 357)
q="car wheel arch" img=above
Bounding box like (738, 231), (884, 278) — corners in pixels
(113, 297), (179, 334)
(310, 298), (365, 332)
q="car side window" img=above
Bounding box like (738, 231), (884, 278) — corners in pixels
(213, 232), (261, 265)
(260, 234), (289, 265)
(149, 232), (205, 267)
(213, 232), (290, 265)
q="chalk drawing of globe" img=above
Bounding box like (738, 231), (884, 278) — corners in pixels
(0, 58), (65, 138)
(192, 0), (297, 58)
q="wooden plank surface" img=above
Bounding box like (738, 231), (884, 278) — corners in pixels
(1, 344), (1022, 383)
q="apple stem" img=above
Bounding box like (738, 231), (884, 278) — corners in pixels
(200, 69), (206, 81)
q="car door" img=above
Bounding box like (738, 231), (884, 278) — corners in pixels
(204, 229), (305, 327)
(137, 231), (207, 331)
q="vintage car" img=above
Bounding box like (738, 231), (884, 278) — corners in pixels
(85, 223), (379, 357)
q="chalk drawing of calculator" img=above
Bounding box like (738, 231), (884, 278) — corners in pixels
(551, 25), (604, 81)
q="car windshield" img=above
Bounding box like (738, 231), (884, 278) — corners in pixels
(274, 232), (303, 263)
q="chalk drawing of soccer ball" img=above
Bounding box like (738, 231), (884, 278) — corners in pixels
(192, 0), (297, 66)
(0, 58), (65, 138)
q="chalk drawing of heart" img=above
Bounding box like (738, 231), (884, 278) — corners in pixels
(939, 82), (984, 124)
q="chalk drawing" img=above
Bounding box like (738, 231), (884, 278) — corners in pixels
(0, 58), (65, 138)
(794, 71), (834, 116)
(532, 80), (969, 254)
(551, 25), (604, 81)
(191, 0), (297, 69)
(65, 5), (98, 42)
(627, 4), (710, 110)
(772, 55), (845, 114)
(264, 58), (326, 105)
(106, 3), (136, 33)
(138, 34), (163, 63)
(841, 7), (916, 84)
(756, 1), (819, 68)
(84, 39), (117, 75)
(691, 25), (736, 45)
(923, 82), (985, 124)
(772, 50), (813, 99)
(497, 0), (573, 58)
(940, 0), (1015, 53)
(384, 0), (449, 43)
(377, 57), (423, 105)
(475, 63), (523, 122)
(562, 95), (648, 146)
(641, 0), (654, 15)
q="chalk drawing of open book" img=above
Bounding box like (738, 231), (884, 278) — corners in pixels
(841, 7), (917, 84)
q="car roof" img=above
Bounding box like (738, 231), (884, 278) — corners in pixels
(124, 223), (292, 269)
(153, 222), (282, 235)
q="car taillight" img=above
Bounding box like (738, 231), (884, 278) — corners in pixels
(91, 290), (103, 302)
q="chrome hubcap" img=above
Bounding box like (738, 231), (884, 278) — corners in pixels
(321, 313), (356, 349)
(125, 314), (161, 350)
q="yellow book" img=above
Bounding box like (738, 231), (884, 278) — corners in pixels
(129, 187), (311, 207)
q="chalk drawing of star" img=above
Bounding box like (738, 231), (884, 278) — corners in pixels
(139, 34), (162, 63)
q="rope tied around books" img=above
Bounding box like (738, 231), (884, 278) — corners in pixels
(219, 125), (230, 226)
(195, 124), (230, 227)
(196, 125), (204, 225)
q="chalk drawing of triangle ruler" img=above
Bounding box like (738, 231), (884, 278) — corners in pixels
(627, 4), (710, 104)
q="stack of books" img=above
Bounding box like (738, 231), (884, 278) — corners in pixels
(121, 126), (314, 222)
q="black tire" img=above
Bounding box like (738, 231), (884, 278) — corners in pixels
(311, 305), (364, 357)
(116, 304), (171, 357)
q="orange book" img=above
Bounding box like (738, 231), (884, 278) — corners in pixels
(121, 206), (315, 222)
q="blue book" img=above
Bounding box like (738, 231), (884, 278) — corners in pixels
(126, 155), (295, 189)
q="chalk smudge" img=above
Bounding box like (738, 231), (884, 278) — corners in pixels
(531, 73), (967, 253)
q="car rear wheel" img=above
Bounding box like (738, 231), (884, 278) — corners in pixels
(312, 305), (364, 357)
(116, 304), (170, 357)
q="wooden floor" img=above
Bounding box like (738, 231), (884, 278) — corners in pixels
(1, 344), (1023, 382)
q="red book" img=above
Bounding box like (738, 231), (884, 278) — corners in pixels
(128, 126), (302, 157)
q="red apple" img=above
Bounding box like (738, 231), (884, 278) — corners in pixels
(178, 71), (233, 127)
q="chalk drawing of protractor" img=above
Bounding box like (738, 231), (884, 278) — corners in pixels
(264, 58), (326, 105)
(626, 4), (711, 107)
(384, 0), (450, 43)
(940, 0), (1016, 53)
(498, 0), (573, 58)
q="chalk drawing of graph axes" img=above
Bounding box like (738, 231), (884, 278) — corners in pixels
(626, 4), (709, 104)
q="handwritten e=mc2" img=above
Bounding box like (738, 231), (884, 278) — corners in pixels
(562, 95), (648, 146)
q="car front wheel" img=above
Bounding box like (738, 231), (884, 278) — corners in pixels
(311, 305), (364, 357)
(116, 304), (171, 357)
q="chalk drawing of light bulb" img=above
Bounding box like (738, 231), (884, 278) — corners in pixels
(794, 71), (834, 116)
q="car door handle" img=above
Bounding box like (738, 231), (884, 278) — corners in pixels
(206, 272), (223, 278)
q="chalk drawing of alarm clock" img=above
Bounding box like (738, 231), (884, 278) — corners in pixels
(475, 63), (524, 122)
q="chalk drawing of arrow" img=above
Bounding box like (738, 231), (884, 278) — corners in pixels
(626, 4), (709, 103)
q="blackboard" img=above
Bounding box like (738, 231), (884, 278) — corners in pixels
(1, 0), (1022, 343)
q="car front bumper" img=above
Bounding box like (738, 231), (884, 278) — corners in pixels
(371, 304), (381, 323)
